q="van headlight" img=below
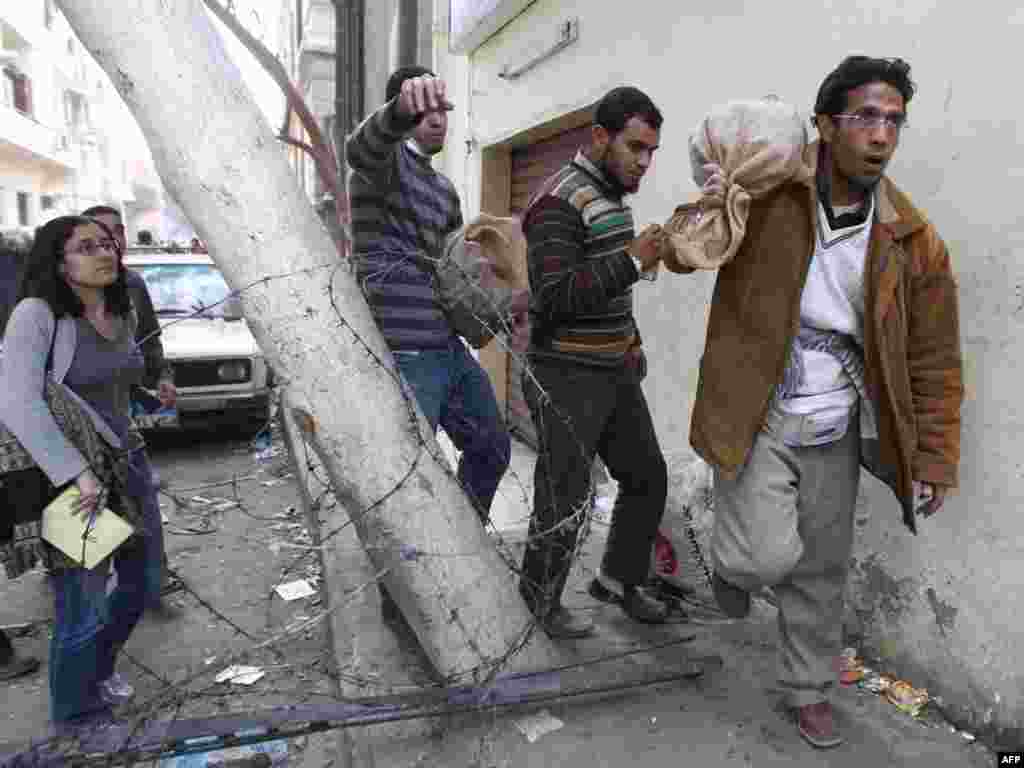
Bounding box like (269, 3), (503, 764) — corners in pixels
(216, 360), (250, 383)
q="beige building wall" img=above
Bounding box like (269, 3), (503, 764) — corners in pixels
(434, 0), (1024, 749)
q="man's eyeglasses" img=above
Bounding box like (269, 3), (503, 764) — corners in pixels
(833, 111), (907, 133)
(64, 239), (119, 257)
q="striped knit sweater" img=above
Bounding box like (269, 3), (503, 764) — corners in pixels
(346, 99), (462, 350)
(524, 151), (643, 368)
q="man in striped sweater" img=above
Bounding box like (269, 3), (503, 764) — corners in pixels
(346, 68), (511, 535)
(519, 87), (673, 638)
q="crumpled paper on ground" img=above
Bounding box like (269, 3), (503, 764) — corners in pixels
(215, 665), (265, 685)
(514, 709), (565, 743)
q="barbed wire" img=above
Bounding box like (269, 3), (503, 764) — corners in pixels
(5, 217), (711, 765)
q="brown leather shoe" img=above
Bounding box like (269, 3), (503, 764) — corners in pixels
(797, 701), (844, 749)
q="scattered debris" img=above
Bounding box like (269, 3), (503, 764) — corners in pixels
(885, 679), (930, 717)
(514, 708), (564, 743)
(844, 650), (932, 719)
(253, 432), (280, 464)
(274, 579), (317, 602)
(839, 647), (865, 685)
(158, 738), (288, 767)
(215, 665), (266, 685)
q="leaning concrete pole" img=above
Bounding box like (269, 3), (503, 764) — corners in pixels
(57, 0), (557, 679)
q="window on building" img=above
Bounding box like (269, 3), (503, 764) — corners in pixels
(3, 68), (33, 116)
(67, 38), (75, 55)
(63, 90), (89, 129)
(1, 70), (13, 109)
(40, 195), (55, 212)
(17, 192), (31, 227)
(44, 0), (55, 29)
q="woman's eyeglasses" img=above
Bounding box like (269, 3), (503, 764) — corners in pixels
(64, 239), (119, 257)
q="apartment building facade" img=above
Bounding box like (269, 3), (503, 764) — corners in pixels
(0, 0), (140, 240)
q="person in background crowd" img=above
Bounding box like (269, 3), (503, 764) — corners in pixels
(0, 627), (39, 683)
(1, 242), (41, 688)
(82, 207), (176, 409)
(1, 239), (28, 337)
(82, 206), (180, 618)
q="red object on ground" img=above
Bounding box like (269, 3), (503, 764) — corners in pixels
(654, 531), (678, 577)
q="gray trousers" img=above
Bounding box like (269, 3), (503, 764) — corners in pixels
(711, 408), (860, 708)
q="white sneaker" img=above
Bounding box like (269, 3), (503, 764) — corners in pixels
(100, 672), (134, 703)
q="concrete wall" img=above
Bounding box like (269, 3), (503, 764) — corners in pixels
(433, 0), (1024, 749)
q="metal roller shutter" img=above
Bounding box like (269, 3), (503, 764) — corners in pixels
(505, 123), (591, 448)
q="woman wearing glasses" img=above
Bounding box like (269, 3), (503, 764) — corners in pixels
(0, 215), (161, 728)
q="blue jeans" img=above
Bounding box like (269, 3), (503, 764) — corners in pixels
(394, 339), (511, 519)
(49, 565), (110, 722)
(49, 448), (162, 722)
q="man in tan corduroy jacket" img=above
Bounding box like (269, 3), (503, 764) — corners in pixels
(690, 56), (963, 749)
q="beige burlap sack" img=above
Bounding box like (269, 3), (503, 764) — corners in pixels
(662, 97), (811, 273)
(435, 213), (529, 348)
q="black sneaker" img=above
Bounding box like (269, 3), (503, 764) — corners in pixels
(540, 606), (595, 639)
(588, 575), (669, 624)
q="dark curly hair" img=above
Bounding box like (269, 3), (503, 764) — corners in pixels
(595, 86), (664, 136)
(17, 215), (132, 318)
(814, 56), (916, 116)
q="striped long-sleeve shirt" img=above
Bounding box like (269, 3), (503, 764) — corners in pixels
(346, 99), (462, 350)
(524, 151), (643, 368)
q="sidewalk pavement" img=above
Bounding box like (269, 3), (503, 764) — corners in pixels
(318, 432), (998, 766)
(0, 430), (342, 767)
(0, 429), (999, 767)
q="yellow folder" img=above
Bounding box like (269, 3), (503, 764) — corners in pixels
(42, 486), (135, 569)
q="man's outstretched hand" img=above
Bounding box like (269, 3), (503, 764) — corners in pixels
(395, 75), (454, 120)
